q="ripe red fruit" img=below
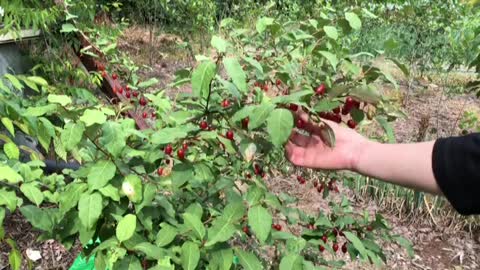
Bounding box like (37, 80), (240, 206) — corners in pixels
(142, 112), (147, 118)
(254, 164), (262, 175)
(200, 121), (208, 130)
(125, 85), (130, 91)
(182, 142), (188, 150)
(118, 87), (124, 94)
(296, 119), (306, 129)
(319, 245), (325, 252)
(313, 181), (318, 188)
(276, 79), (282, 86)
(151, 112), (156, 118)
(132, 91), (139, 98)
(332, 114), (342, 123)
(112, 73), (118, 80)
(367, 225), (373, 231)
(164, 144), (173, 155)
(289, 104), (299, 112)
(342, 243), (348, 253)
(333, 107), (341, 114)
(341, 106), (350, 115)
(243, 226), (249, 234)
(242, 118), (249, 129)
(254, 82), (260, 87)
(317, 183), (325, 193)
(345, 97), (354, 107)
(333, 229), (339, 237)
(101, 70), (107, 78)
(262, 84), (269, 91)
(347, 119), (357, 129)
(97, 62), (105, 71)
(177, 148), (185, 160)
(315, 84), (326, 95)
(221, 99), (230, 108)
(333, 243), (339, 252)
(157, 167), (164, 176)
(272, 224), (282, 231)
(226, 130), (234, 140)
(139, 97), (147, 106)
(322, 235), (328, 243)
(125, 91), (131, 98)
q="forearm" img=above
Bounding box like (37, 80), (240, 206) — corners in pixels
(353, 140), (442, 195)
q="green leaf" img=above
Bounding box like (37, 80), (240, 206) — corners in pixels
(224, 57), (247, 93)
(279, 254), (303, 270)
(78, 192), (103, 229)
(210, 248), (233, 270)
(313, 100), (342, 112)
(3, 142), (19, 160)
(27, 76), (48, 86)
(350, 84), (381, 104)
(116, 214), (137, 242)
(181, 242), (200, 270)
(318, 51), (338, 71)
(114, 255), (142, 270)
(249, 103), (275, 130)
(99, 184), (120, 201)
(1, 117), (14, 136)
(8, 247), (21, 270)
(344, 231), (368, 259)
(122, 175), (143, 203)
(345, 12), (362, 30)
(256, 17), (274, 34)
(156, 223), (178, 247)
(60, 23), (78, 33)
(387, 58), (410, 77)
(20, 183), (44, 206)
(248, 206), (272, 243)
(223, 201), (246, 223)
(376, 116), (396, 143)
(267, 109), (293, 147)
(0, 166), (22, 184)
(183, 213), (206, 240)
(235, 249), (263, 270)
(80, 109), (107, 126)
(87, 160), (116, 190)
(137, 78), (159, 89)
(242, 57), (264, 75)
(59, 183), (87, 214)
(323, 26), (338, 40)
(133, 242), (164, 260)
(192, 60), (216, 99)
(100, 122), (126, 157)
(0, 189), (18, 212)
(48, 94), (72, 106)
(4, 74), (23, 90)
(211, 35), (228, 53)
(350, 108), (365, 123)
(61, 122), (85, 151)
(24, 104), (57, 117)
(19, 205), (55, 231)
(205, 218), (236, 247)
(151, 127), (191, 145)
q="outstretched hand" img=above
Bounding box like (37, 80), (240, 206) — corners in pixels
(285, 110), (367, 171)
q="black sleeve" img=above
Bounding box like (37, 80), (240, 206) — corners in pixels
(432, 133), (480, 215)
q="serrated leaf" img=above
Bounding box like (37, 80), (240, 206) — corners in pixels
(181, 242), (200, 270)
(116, 214), (137, 242)
(205, 218), (236, 247)
(192, 60), (216, 99)
(224, 57), (247, 93)
(61, 122), (85, 151)
(19, 205), (55, 231)
(60, 23), (78, 33)
(27, 76), (48, 86)
(24, 104), (57, 117)
(210, 248), (233, 270)
(256, 17), (274, 34)
(78, 192), (103, 229)
(249, 103), (275, 130)
(223, 201), (246, 223)
(0, 189), (18, 212)
(151, 127), (190, 145)
(0, 166), (22, 184)
(99, 184), (120, 201)
(3, 142), (19, 160)
(60, 183), (87, 214)
(4, 74), (23, 90)
(137, 78), (159, 89)
(313, 100), (342, 112)
(248, 206), (272, 243)
(323, 26), (338, 40)
(345, 12), (362, 30)
(133, 242), (163, 260)
(350, 108), (365, 123)
(100, 122), (126, 157)
(156, 223), (177, 247)
(80, 109), (107, 126)
(211, 35), (228, 53)
(235, 249), (263, 270)
(183, 213), (206, 240)
(87, 160), (116, 190)
(344, 231), (368, 259)
(1, 117), (14, 136)
(279, 254), (303, 270)
(267, 109), (294, 147)
(20, 183), (44, 206)
(318, 51), (338, 71)
(242, 57), (264, 75)
(376, 116), (396, 143)
(48, 94), (72, 106)
(350, 84), (381, 104)
(122, 175), (143, 203)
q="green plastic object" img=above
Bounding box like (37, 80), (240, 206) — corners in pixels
(69, 255), (96, 270)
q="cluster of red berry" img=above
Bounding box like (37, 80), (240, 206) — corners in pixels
(319, 228), (348, 253)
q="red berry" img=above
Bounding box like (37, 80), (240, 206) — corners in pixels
(177, 148), (185, 160)
(157, 167), (164, 176)
(333, 107), (341, 114)
(118, 87), (123, 94)
(101, 71), (107, 78)
(221, 99), (230, 108)
(254, 82), (260, 87)
(319, 245), (325, 252)
(182, 142), (188, 150)
(322, 235), (328, 243)
(151, 112), (156, 118)
(342, 243), (348, 253)
(246, 172), (252, 179)
(345, 97), (354, 107)
(164, 144), (173, 155)
(125, 91), (131, 98)
(132, 91), (139, 98)
(112, 73), (118, 80)
(276, 79), (282, 86)
(347, 119), (357, 129)
(262, 84), (269, 91)
(341, 106), (350, 115)
(125, 85), (130, 91)
(243, 226), (249, 234)
(317, 183), (325, 193)
(242, 118), (249, 129)
(97, 62), (105, 71)
(289, 104), (299, 112)
(296, 119), (306, 129)
(273, 224), (282, 231)
(226, 130), (234, 140)
(200, 121), (208, 130)
(139, 97), (147, 106)
(332, 114), (342, 123)
(367, 225), (373, 231)
(254, 164), (262, 175)
(315, 84), (326, 95)
(339, 231), (345, 237)
(333, 243), (339, 252)
(142, 112), (147, 118)
(313, 181), (318, 188)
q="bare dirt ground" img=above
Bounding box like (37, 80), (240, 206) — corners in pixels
(1, 27), (479, 270)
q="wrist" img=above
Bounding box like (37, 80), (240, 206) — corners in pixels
(349, 138), (378, 172)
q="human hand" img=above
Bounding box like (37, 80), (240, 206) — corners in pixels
(285, 110), (368, 171)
